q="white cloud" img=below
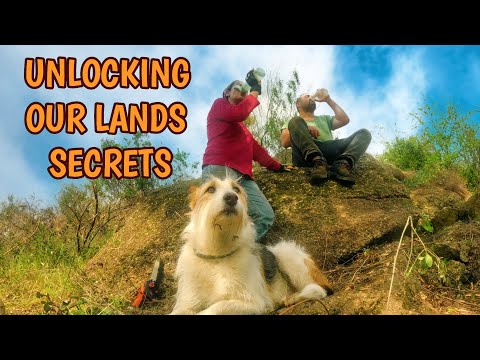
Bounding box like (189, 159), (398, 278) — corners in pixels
(0, 45), (431, 203)
(196, 45), (428, 157)
(26, 45), (337, 173)
(328, 48), (428, 155)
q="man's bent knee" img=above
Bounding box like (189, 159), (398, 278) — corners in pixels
(357, 128), (372, 143)
(288, 117), (306, 132)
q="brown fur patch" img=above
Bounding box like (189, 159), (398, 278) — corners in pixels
(188, 186), (199, 210)
(189, 179), (217, 211)
(304, 257), (334, 295)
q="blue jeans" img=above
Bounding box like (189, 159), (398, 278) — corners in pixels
(202, 165), (275, 243)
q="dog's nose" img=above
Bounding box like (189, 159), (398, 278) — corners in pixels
(223, 192), (238, 207)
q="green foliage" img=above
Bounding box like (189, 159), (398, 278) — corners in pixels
(417, 213), (434, 233)
(405, 249), (454, 286)
(0, 131), (201, 314)
(0, 194), (104, 315)
(406, 250), (435, 276)
(57, 181), (116, 255)
(402, 217), (449, 286)
(0, 196), (87, 314)
(167, 148), (200, 185)
(248, 69), (301, 156)
(437, 258), (449, 285)
(0, 195), (66, 263)
(380, 136), (431, 170)
(99, 133), (160, 201)
(36, 291), (125, 315)
(414, 102), (480, 189)
(98, 133), (199, 199)
(414, 103), (466, 168)
(381, 101), (480, 190)
(387, 216), (449, 311)
(36, 292), (86, 315)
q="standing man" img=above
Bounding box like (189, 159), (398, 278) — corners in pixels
(280, 89), (371, 185)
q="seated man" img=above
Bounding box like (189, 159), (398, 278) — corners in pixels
(280, 89), (372, 185)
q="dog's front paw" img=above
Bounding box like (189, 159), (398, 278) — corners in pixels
(283, 293), (300, 307)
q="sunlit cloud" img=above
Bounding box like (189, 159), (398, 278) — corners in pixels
(1, 45), (478, 204)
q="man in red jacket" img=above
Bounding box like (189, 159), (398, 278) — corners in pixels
(202, 70), (285, 243)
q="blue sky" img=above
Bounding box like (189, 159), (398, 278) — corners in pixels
(1, 45), (479, 205)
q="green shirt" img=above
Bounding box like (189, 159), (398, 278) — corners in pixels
(282, 115), (335, 142)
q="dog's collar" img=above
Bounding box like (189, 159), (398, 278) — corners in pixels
(193, 247), (239, 260)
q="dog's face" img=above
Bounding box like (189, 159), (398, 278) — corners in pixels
(188, 177), (249, 235)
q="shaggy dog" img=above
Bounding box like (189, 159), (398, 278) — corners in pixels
(170, 176), (333, 315)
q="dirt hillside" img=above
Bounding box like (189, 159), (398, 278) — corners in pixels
(84, 154), (480, 315)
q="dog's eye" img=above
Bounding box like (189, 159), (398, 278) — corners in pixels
(206, 186), (216, 193)
(232, 186), (241, 193)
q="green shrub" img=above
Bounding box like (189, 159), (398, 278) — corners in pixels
(380, 135), (431, 170)
(381, 101), (480, 191)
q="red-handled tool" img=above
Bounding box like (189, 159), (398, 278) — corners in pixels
(132, 258), (164, 308)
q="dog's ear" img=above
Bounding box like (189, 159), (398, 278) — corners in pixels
(188, 186), (199, 210)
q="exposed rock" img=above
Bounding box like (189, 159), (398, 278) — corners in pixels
(430, 221), (480, 281)
(409, 184), (470, 230)
(466, 193), (480, 220)
(445, 260), (471, 285)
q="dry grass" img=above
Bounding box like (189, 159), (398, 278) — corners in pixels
(0, 261), (84, 314)
(433, 169), (472, 200)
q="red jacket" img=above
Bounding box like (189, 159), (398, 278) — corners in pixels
(202, 94), (281, 178)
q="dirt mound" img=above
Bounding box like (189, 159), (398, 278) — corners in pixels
(83, 179), (200, 313)
(256, 154), (413, 268)
(82, 154), (480, 315)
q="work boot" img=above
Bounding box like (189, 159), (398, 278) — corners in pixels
(310, 157), (328, 185)
(331, 160), (355, 185)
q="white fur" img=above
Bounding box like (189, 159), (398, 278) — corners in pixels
(170, 176), (332, 315)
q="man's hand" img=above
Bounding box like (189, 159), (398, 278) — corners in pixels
(307, 126), (319, 138)
(318, 94), (330, 102)
(316, 93), (331, 103)
(312, 88), (330, 102)
(245, 69), (261, 95)
(273, 164), (298, 173)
